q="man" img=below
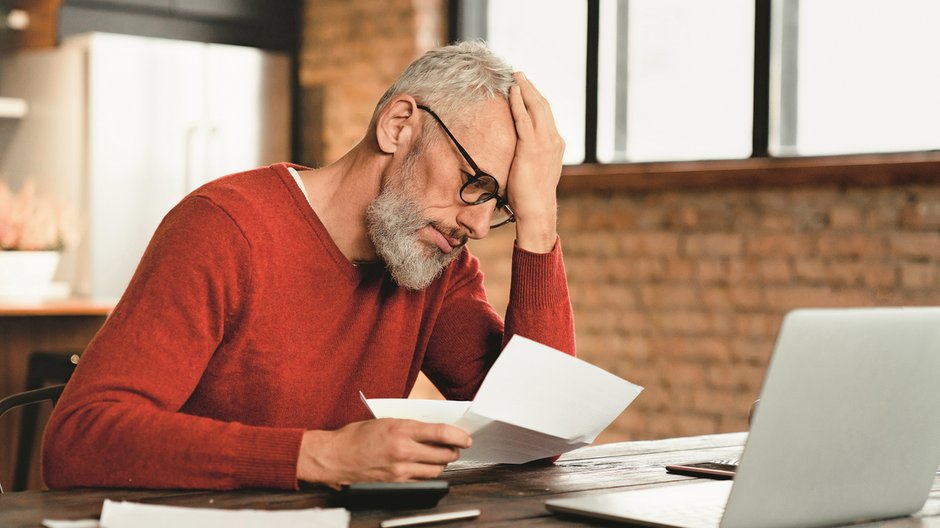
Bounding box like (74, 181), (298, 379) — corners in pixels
(43, 41), (574, 490)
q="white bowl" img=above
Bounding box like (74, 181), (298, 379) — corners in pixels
(0, 250), (61, 301)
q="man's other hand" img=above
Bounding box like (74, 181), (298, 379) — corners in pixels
(296, 419), (472, 489)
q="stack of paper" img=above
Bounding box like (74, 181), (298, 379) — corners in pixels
(363, 335), (643, 464)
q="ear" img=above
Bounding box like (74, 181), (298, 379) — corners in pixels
(375, 95), (419, 155)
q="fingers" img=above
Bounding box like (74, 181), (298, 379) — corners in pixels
(512, 71), (556, 129)
(297, 420), (469, 487)
(407, 421), (472, 449)
(509, 83), (532, 136)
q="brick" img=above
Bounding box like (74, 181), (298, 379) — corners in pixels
(696, 259), (730, 284)
(900, 201), (940, 230)
(889, 232), (940, 259)
(827, 204), (863, 229)
(664, 259), (694, 281)
(620, 232), (680, 256)
(816, 233), (886, 258)
(683, 234), (744, 257)
(866, 200), (901, 229)
(665, 206), (700, 229)
(700, 287), (763, 310)
(693, 337), (732, 361)
(690, 209), (735, 231)
(649, 336), (729, 362)
(640, 285), (699, 308)
(826, 261), (866, 287)
(794, 258), (826, 282)
(730, 338), (776, 364)
(758, 212), (796, 231)
(620, 337), (652, 362)
(759, 258), (793, 284)
(649, 311), (733, 336)
(863, 264), (897, 289)
(734, 313), (780, 338)
(900, 262), (938, 290)
(687, 388), (739, 416)
(729, 258), (790, 284)
(575, 232), (622, 257)
(674, 413), (719, 437)
(718, 413), (750, 434)
(765, 286), (875, 309)
(665, 353), (703, 378)
(633, 385), (671, 412)
(747, 234), (816, 257)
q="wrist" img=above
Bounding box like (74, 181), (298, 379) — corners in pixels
(296, 429), (335, 485)
(514, 215), (557, 253)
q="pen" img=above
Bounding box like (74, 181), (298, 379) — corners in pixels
(379, 508), (481, 527)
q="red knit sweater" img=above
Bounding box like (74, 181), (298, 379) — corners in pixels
(42, 163), (575, 490)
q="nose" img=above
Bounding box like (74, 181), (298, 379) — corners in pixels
(456, 202), (493, 240)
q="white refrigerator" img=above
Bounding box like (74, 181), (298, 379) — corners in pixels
(0, 32), (291, 299)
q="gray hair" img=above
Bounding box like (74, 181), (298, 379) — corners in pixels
(371, 40), (515, 132)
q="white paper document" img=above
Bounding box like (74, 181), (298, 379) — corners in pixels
(363, 335), (643, 464)
(42, 500), (350, 528)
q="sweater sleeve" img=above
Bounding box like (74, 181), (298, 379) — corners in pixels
(422, 236), (575, 400)
(42, 196), (304, 490)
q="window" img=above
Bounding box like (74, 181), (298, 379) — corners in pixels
(455, 0), (940, 164)
(598, 0), (754, 162)
(770, 0), (940, 156)
(458, 0), (587, 164)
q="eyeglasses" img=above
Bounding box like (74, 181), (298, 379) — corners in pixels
(416, 105), (515, 229)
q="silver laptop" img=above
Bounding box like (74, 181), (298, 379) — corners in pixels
(546, 307), (940, 528)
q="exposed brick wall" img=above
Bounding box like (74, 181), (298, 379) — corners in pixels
(299, 0), (446, 165)
(470, 184), (940, 443)
(299, 1), (940, 442)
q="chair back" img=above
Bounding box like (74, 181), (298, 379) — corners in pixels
(0, 384), (67, 493)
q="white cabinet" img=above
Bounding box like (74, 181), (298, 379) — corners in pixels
(0, 33), (290, 298)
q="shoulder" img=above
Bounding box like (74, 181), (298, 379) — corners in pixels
(179, 163), (311, 240)
(192, 163), (300, 214)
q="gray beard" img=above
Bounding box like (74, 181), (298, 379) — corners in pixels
(365, 163), (463, 291)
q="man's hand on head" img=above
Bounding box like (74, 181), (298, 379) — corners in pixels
(506, 71), (565, 254)
(295, 419), (472, 489)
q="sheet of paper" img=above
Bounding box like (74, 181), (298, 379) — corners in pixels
(468, 335), (643, 443)
(364, 335), (643, 464)
(92, 500), (349, 528)
(360, 395), (470, 424)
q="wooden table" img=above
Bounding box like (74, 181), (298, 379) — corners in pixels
(2, 432), (939, 527)
(0, 298), (115, 490)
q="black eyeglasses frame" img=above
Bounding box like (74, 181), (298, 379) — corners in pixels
(416, 104), (515, 229)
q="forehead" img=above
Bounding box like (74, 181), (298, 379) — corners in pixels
(444, 99), (516, 183)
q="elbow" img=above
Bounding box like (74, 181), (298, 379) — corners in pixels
(41, 407), (87, 489)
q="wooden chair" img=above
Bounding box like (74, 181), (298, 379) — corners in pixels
(0, 384), (67, 493)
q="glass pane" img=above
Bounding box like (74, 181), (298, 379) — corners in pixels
(598, 0), (755, 162)
(462, 0), (587, 164)
(771, 0), (940, 156)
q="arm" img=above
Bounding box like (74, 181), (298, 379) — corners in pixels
(43, 196), (304, 490)
(503, 72), (574, 354)
(44, 195), (471, 490)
